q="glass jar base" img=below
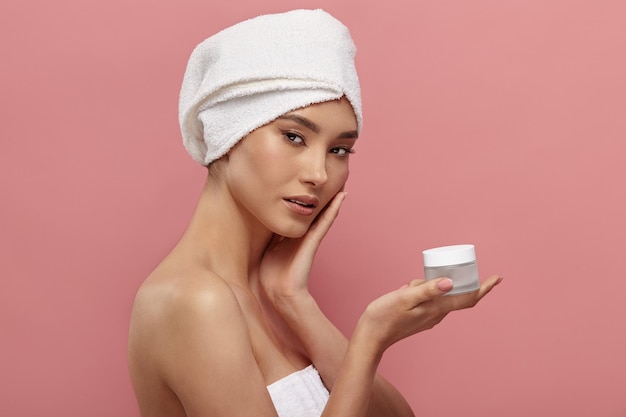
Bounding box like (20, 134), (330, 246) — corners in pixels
(445, 282), (480, 296)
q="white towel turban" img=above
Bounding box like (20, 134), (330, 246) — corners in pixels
(178, 9), (363, 166)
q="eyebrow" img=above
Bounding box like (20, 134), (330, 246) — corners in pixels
(277, 114), (358, 139)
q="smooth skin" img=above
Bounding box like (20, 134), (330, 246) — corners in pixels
(127, 97), (502, 417)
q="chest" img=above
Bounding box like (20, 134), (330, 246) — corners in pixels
(233, 288), (310, 385)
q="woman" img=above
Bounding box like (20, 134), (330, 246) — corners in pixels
(128, 9), (502, 417)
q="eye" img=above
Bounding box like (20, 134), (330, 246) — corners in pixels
(330, 147), (355, 157)
(284, 131), (305, 146)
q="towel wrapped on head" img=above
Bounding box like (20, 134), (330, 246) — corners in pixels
(178, 9), (363, 166)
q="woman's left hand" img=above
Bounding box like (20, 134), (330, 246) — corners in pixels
(259, 191), (347, 305)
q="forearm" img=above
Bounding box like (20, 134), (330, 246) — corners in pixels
(321, 325), (381, 417)
(273, 293), (414, 417)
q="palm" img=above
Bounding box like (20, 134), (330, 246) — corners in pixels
(259, 192), (346, 301)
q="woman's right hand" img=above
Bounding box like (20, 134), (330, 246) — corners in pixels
(357, 275), (502, 353)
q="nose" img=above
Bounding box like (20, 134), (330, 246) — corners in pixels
(300, 151), (328, 187)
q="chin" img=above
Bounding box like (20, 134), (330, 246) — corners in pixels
(274, 221), (312, 239)
(278, 228), (308, 239)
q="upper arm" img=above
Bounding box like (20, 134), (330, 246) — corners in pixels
(129, 276), (279, 417)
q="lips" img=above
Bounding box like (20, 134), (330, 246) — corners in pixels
(283, 195), (319, 216)
(285, 197), (318, 208)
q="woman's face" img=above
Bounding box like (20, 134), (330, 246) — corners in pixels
(223, 97), (358, 238)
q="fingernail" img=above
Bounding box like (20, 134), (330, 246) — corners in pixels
(437, 278), (454, 292)
(496, 276), (504, 285)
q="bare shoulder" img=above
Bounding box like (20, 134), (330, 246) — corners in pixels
(130, 267), (242, 327)
(129, 267), (248, 364)
(128, 267), (266, 416)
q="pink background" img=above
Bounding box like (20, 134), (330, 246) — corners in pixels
(2, 0), (625, 415)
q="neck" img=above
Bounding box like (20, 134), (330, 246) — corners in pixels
(174, 174), (273, 287)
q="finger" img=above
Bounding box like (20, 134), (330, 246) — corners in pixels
(408, 279), (425, 287)
(440, 274), (503, 311)
(401, 278), (453, 308)
(475, 274), (503, 301)
(304, 191), (347, 246)
(399, 279), (424, 289)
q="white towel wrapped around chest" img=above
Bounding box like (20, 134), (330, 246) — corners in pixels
(267, 365), (329, 417)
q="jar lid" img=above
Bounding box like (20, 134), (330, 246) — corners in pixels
(422, 244), (476, 267)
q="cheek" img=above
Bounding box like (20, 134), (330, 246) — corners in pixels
(260, 143), (291, 166)
(233, 137), (292, 179)
(328, 161), (350, 190)
(344, 166), (351, 183)
(255, 143), (301, 181)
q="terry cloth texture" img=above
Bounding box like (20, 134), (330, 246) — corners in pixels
(267, 365), (329, 417)
(178, 9), (362, 165)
